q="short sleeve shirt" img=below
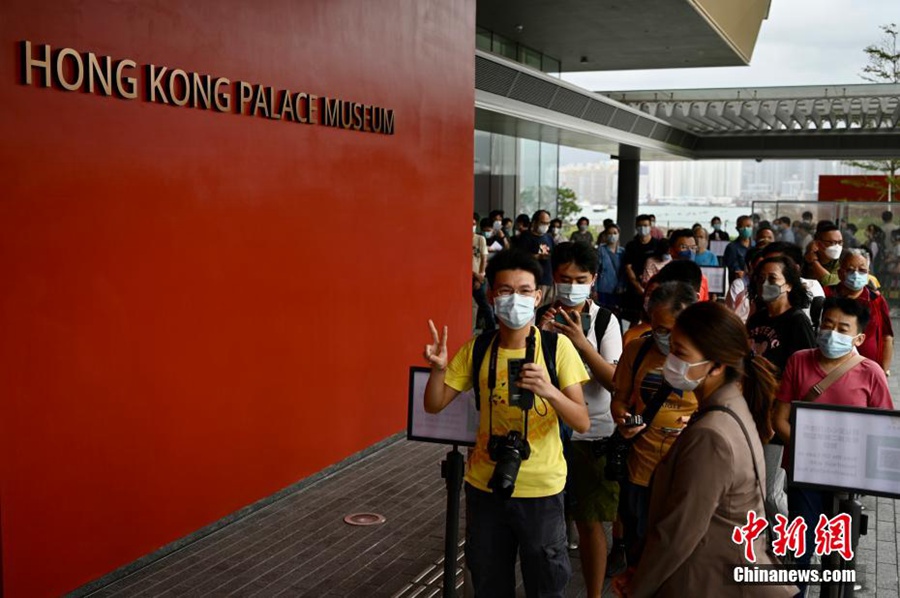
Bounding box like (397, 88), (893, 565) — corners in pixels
(776, 349), (893, 409)
(624, 237), (659, 283)
(572, 303), (623, 441)
(747, 308), (817, 373)
(612, 337), (699, 486)
(472, 234), (487, 275)
(444, 329), (590, 498)
(510, 233), (554, 285)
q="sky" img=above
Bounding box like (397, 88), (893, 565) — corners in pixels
(562, 0), (898, 92)
(558, 1), (897, 165)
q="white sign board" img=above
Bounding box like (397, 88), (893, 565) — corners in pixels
(700, 266), (729, 295)
(407, 366), (478, 446)
(790, 403), (900, 499)
(710, 240), (729, 257)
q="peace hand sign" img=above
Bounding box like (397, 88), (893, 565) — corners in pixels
(424, 319), (448, 371)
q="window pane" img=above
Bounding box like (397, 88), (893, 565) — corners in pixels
(491, 33), (517, 60)
(476, 27), (492, 52)
(540, 141), (559, 213)
(542, 55), (561, 77)
(518, 46), (542, 70)
(518, 138), (541, 216)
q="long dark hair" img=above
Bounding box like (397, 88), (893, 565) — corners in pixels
(674, 302), (778, 443)
(750, 256), (810, 310)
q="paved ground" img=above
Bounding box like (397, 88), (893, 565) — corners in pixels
(82, 339), (900, 598)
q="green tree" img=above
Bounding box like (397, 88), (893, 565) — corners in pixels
(557, 186), (580, 225)
(845, 23), (900, 201)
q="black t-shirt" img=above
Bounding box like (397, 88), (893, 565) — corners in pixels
(623, 237), (659, 282)
(746, 307), (816, 373)
(510, 232), (554, 285)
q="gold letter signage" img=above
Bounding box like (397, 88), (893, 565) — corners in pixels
(19, 40), (395, 135)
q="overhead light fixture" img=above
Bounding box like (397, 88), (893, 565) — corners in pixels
(514, 24), (524, 33)
(580, 56), (588, 64)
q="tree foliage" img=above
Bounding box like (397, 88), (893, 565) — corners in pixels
(861, 23), (900, 83)
(557, 186), (580, 225)
(847, 23), (900, 201)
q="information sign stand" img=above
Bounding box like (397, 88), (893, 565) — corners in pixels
(407, 366), (477, 598)
(790, 403), (900, 598)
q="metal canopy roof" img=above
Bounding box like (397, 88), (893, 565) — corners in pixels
(475, 50), (900, 160)
(604, 84), (900, 135)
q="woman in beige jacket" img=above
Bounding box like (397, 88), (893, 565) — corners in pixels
(620, 302), (797, 597)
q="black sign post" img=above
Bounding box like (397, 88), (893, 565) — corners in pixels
(441, 445), (465, 598)
(407, 367), (477, 598)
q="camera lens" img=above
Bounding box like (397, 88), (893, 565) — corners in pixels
(488, 432), (529, 499)
(488, 446), (523, 499)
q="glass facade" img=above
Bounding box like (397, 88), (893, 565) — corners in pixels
(474, 130), (559, 220)
(476, 26), (562, 77)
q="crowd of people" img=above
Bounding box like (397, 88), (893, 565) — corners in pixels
(439, 209), (895, 597)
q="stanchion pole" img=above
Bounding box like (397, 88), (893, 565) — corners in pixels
(837, 493), (865, 598)
(441, 444), (465, 598)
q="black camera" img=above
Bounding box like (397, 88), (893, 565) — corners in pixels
(506, 358), (534, 411)
(604, 433), (631, 482)
(624, 414), (643, 427)
(488, 431), (531, 499)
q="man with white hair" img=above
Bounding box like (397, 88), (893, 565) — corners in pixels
(823, 248), (894, 373)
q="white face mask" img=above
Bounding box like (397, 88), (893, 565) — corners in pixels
(493, 220), (502, 231)
(555, 283), (591, 307)
(537, 224), (550, 235)
(638, 225), (651, 237)
(663, 354), (710, 391)
(492, 293), (536, 330)
(824, 245), (843, 261)
(473, 225), (477, 233)
(607, 233), (619, 244)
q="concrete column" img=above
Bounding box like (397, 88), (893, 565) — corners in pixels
(616, 145), (641, 233)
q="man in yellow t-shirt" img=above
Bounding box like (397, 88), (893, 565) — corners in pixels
(424, 250), (589, 598)
(610, 281), (699, 567)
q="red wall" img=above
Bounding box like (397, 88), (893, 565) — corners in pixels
(0, 1), (474, 595)
(819, 175), (890, 202)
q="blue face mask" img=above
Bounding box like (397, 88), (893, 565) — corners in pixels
(677, 250), (695, 261)
(493, 293), (536, 330)
(739, 227), (753, 239)
(844, 271), (868, 292)
(817, 329), (858, 359)
(653, 330), (671, 355)
(712, 223), (721, 231)
(555, 283), (592, 307)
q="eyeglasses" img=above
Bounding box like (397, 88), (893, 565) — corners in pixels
(495, 287), (537, 297)
(844, 267), (869, 275)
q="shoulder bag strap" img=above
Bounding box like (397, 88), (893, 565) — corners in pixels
(700, 405), (767, 515)
(801, 354), (865, 402)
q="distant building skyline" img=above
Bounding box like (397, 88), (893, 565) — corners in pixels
(559, 154), (871, 208)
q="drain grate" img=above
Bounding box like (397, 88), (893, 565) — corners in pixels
(343, 512), (387, 526)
